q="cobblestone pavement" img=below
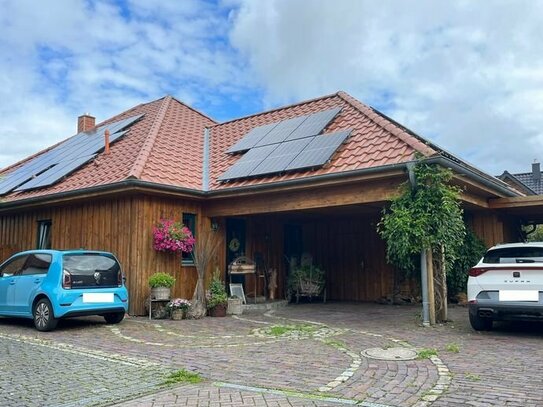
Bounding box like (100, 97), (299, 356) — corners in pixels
(0, 303), (542, 406)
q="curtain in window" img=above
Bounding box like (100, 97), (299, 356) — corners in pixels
(37, 221), (52, 249)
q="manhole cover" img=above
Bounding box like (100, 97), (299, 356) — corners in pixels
(361, 347), (418, 361)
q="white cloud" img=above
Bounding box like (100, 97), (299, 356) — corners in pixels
(229, 0), (543, 174)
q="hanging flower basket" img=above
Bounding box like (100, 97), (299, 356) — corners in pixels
(152, 219), (195, 254)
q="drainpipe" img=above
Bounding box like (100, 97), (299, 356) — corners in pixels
(406, 162), (430, 326)
(202, 128), (210, 192)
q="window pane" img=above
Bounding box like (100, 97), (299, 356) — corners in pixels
(182, 213), (196, 265)
(0, 256), (28, 277)
(21, 254), (52, 275)
(37, 220), (52, 249)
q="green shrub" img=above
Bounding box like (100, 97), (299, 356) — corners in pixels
(148, 272), (176, 288)
(206, 271), (228, 309)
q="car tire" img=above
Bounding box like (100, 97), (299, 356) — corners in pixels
(33, 298), (58, 332)
(469, 312), (492, 331)
(104, 312), (125, 324)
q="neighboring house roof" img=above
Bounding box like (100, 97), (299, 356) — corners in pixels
(498, 170), (541, 195)
(0, 91), (517, 203)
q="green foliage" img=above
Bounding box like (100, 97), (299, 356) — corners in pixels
(464, 372), (481, 382)
(287, 264), (325, 296)
(447, 227), (487, 298)
(445, 343), (460, 353)
(163, 369), (202, 385)
(206, 270), (228, 309)
(148, 272), (176, 288)
(267, 324), (317, 336)
(378, 163), (466, 276)
(417, 348), (438, 359)
(526, 224), (543, 242)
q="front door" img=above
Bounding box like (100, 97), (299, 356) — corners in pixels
(0, 255), (27, 313)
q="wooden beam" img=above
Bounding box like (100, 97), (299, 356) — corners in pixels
(489, 195), (543, 209)
(204, 179), (402, 217)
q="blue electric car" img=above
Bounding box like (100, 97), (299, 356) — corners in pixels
(0, 250), (128, 331)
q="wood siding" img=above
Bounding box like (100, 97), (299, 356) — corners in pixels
(0, 195), (208, 315)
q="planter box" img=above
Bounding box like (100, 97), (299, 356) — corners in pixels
(208, 304), (227, 317)
(227, 298), (243, 315)
(150, 287), (171, 301)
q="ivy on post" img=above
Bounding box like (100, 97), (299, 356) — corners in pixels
(378, 162), (466, 325)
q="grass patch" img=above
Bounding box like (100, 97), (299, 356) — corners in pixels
(322, 338), (346, 349)
(465, 372), (481, 381)
(445, 343), (460, 353)
(417, 348), (438, 359)
(267, 324), (317, 336)
(163, 369), (202, 385)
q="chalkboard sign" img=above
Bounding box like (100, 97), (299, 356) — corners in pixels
(229, 283), (246, 304)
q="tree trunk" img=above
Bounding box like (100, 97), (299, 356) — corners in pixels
(439, 245), (448, 322)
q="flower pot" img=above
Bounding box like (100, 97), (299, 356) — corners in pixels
(171, 309), (185, 320)
(151, 287), (171, 301)
(208, 304), (227, 317)
(227, 298), (243, 315)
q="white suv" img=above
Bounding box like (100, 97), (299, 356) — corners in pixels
(468, 242), (543, 331)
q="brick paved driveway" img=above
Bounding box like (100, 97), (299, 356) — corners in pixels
(0, 303), (542, 407)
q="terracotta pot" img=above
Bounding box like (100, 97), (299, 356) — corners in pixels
(208, 304), (227, 317)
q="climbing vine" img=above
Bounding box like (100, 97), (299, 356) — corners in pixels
(378, 163), (466, 277)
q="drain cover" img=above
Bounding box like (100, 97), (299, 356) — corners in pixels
(361, 347), (417, 361)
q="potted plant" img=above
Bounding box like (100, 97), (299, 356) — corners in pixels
(206, 271), (228, 317)
(227, 295), (243, 315)
(149, 272), (176, 301)
(167, 298), (191, 320)
(152, 218), (195, 254)
(287, 264), (326, 303)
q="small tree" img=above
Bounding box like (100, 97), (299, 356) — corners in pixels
(378, 162), (466, 323)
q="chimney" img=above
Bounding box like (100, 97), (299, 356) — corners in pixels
(532, 160), (541, 182)
(77, 113), (95, 133)
(104, 129), (110, 154)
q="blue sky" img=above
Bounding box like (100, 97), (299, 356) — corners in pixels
(0, 0), (542, 175)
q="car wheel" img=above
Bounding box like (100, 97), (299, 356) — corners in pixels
(33, 298), (58, 332)
(104, 312), (125, 324)
(469, 312), (492, 331)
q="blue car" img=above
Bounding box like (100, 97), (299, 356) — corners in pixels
(0, 250), (128, 331)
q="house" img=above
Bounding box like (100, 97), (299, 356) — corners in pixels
(0, 92), (528, 315)
(498, 162), (543, 196)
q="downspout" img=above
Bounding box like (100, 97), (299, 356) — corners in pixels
(202, 128), (210, 192)
(406, 162), (430, 326)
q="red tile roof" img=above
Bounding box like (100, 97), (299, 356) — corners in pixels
(0, 91), (442, 202)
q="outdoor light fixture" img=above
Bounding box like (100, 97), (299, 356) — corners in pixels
(211, 218), (219, 231)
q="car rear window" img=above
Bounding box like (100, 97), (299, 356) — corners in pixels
(483, 247), (543, 264)
(63, 253), (120, 288)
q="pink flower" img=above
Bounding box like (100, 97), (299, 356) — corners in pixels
(152, 218), (195, 254)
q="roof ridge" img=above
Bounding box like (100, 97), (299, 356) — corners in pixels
(169, 96), (217, 124)
(127, 96), (172, 180)
(211, 91), (341, 128)
(336, 91), (436, 157)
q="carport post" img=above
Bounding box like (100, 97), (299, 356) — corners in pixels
(420, 249), (430, 326)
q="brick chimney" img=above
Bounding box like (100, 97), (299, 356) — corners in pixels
(77, 113), (95, 133)
(532, 160), (541, 182)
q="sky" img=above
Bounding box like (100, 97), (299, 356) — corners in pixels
(0, 0), (542, 175)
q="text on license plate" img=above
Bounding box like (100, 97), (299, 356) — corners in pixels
(83, 293), (114, 303)
(499, 290), (539, 302)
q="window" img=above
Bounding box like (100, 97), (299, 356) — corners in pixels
(21, 254), (52, 275)
(483, 247), (543, 264)
(36, 220), (52, 249)
(0, 255), (28, 277)
(182, 213), (196, 265)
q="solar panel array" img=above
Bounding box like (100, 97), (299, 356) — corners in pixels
(218, 128), (351, 181)
(0, 115), (143, 195)
(227, 107), (342, 153)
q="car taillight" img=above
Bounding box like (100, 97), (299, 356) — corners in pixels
(117, 270), (123, 287)
(62, 270), (72, 289)
(468, 267), (489, 277)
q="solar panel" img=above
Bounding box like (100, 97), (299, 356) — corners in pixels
(227, 122), (278, 153)
(250, 137), (314, 176)
(0, 114), (143, 194)
(254, 115), (307, 147)
(285, 130), (351, 171)
(286, 107), (341, 142)
(227, 107), (342, 154)
(16, 155), (96, 191)
(218, 144), (278, 181)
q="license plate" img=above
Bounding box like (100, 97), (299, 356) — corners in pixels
(499, 290), (539, 302)
(83, 293), (114, 303)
